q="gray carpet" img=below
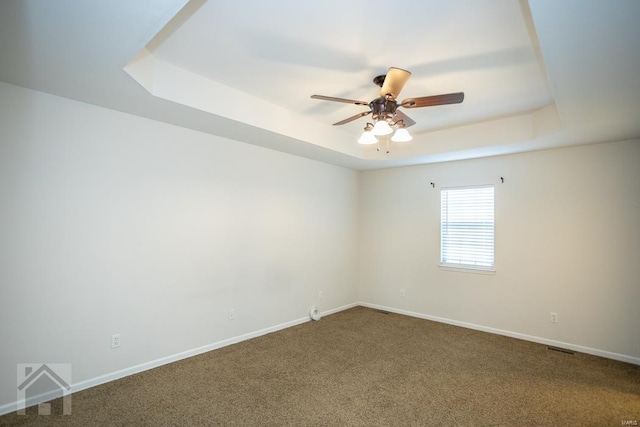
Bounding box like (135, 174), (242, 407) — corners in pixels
(2, 306), (639, 426)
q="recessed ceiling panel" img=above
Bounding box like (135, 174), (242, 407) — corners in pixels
(148, 0), (553, 144)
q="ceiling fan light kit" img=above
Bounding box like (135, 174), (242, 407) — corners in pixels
(357, 123), (378, 145)
(372, 120), (393, 136)
(311, 67), (463, 153)
(391, 127), (413, 143)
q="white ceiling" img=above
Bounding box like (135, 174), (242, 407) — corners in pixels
(1, 0), (639, 170)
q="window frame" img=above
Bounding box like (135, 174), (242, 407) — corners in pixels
(439, 184), (495, 273)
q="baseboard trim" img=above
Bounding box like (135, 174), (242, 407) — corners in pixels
(0, 302), (357, 417)
(321, 302), (358, 317)
(4, 300), (634, 416)
(358, 301), (640, 366)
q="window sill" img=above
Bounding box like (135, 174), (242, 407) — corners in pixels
(439, 264), (496, 275)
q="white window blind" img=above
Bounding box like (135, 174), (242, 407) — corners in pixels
(440, 185), (495, 270)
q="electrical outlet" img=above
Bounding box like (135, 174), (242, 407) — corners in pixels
(228, 309), (236, 321)
(550, 312), (558, 323)
(400, 289), (406, 298)
(111, 333), (121, 349)
(318, 290), (324, 299)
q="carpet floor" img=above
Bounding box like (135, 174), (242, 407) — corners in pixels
(2, 306), (639, 426)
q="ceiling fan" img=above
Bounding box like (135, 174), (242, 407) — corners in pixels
(311, 67), (464, 151)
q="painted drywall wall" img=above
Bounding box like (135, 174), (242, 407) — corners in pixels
(1, 78), (638, 412)
(0, 82), (358, 408)
(358, 140), (640, 361)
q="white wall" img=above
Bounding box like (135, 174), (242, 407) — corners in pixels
(1, 78), (639, 412)
(358, 139), (640, 361)
(0, 82), (359, 408)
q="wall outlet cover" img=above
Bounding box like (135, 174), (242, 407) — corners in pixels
(111, 334), (121, 348)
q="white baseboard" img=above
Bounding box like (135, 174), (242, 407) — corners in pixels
(320, 302), (358, 317)
(3, 300), (634, 417)
(358, 301), (640, 366)
(0, 302), (357, 417)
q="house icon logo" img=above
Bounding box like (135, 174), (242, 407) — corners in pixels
(16, 363), (72, 415)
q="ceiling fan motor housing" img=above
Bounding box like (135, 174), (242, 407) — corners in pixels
(370, 97), (398, 121)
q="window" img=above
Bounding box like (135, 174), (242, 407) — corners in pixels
(440, 185), (494, 271)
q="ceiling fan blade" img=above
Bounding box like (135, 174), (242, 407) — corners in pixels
(393, 110), (416, 128)
(333, 110), (371, 125)
(311, 95), (370, 106)
(401, 92), (464, 108)
(380, 67), (411, 100)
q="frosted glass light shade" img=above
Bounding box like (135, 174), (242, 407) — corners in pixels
(391, 128), (413, 142)
(372, 120), (393, 136)
(357, 130), (378, 145)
